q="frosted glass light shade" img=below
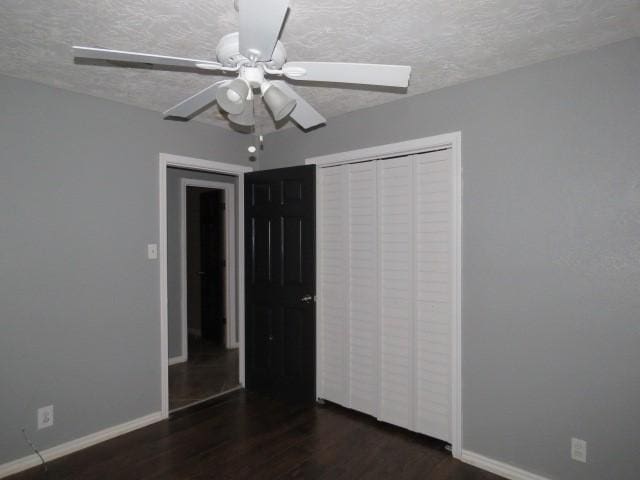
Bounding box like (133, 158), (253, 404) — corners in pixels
(216, 78), (250, 114)
(262, 83), (296, 121)
(229, 94), (255, 126)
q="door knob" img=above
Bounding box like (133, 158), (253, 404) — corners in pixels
(300, 294), (315, 303)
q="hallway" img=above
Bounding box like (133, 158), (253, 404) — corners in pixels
(169, 335), (239, 411)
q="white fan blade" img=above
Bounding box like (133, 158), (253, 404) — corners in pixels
(72, 46), (225, 71)
(164, 81), (229, 119)
(239, 0), (289, 61)
(272, 81), (326, 129)
(282, 62), (411, 88)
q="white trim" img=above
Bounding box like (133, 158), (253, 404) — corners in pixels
(451, 131), (463, 458)
(159, 153), (251, 419)
(168, 354), (187, 366)
(168, 385), (243, 415)
(314, 165), (323, 401)
(460, 450), (551, 480)
(180, 179), (238, 362)
(0, 412), (163, 479)
(237, 177), (247, 388)
(308, 132), (462, 457)
(305, 132), (458, 168)
(163, 154), (253, 175)
(159, 162), (169, 418)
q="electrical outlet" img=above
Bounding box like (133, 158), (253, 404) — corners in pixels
(37, 405), (54, 429)
(571, 437), (587, 463)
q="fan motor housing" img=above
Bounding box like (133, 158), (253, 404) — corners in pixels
(241, 66), (264, 88)
(216, 32), (287, 68)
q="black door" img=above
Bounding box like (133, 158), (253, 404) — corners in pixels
(200, 190), (226, 345)
(245, 165), (315, 400)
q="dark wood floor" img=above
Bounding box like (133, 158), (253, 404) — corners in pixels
(169, 335), (239, 410)
(10, 391), (503, 480)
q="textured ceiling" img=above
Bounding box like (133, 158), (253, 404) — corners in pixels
(1, 0), (639, 134)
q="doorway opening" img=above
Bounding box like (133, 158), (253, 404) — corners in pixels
(159, 155), (252, 418)
(170, 178), (239, 411)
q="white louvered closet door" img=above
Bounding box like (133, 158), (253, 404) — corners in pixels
(318, 165), (349, 406)
(347, 162), (378, 416)
(413, 149), (452, 442)
(377, 157), (415, 429)
(317, 148), (454, 444)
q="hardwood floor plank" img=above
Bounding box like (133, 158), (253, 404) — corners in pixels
(169, 336), (239, 411)
(8, 391), (504, 480)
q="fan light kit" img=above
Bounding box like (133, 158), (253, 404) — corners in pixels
(72, 0), (411, 131)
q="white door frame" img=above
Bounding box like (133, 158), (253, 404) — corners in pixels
(159, 153), (252, 418)
(178, 179), (238, 366)
(305, 131), (462, 458)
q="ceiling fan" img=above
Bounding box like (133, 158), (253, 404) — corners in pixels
(72, 0), (411, 131)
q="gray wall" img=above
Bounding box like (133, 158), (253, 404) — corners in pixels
(261, 38), (640, 480)
(0, 74), (252, 464)
(166, 168), (238, 359)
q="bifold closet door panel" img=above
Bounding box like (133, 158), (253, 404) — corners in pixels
(347, 162), (378, 416)
(318, 149), (454, 442)
(377, 158), (414, 429)
(318, 165), (349, 405)
(414, 149), (452, 442)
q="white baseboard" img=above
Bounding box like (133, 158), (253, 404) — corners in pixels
(169, 385), (243, 414)
(0, 411), (163, 479)
(460, 450), (551, 480)
(168, 354), (187, 366)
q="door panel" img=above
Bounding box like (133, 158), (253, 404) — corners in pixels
(347, 162), (379, 417)
(245, 165), (316, 400)
(282, 178), (304, 202)
(378, 157), (414, 430)
(251, 217), (273, 285)
(252, 183), (272, 206)
(414, 150), (453, 442)
(316, 149), (454, 444)
(282, 216), (304, 285)
(200, 190), (226, 344)
(317, 165), (349, 406)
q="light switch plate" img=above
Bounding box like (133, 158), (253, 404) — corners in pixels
(571, 437), (587, 463)
(147, 244), (158, 260)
